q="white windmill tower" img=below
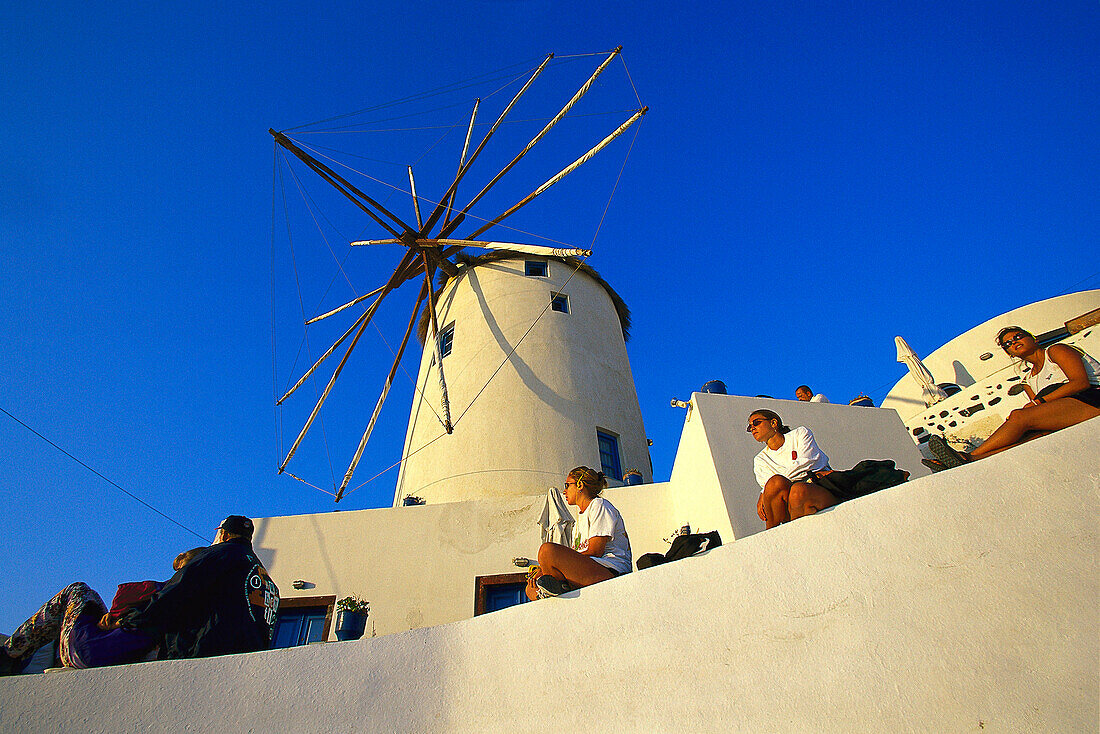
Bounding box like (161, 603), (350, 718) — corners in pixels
(269, 49), (651, 504)
(393, 250), (651, 505)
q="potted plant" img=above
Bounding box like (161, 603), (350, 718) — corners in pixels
(334, 595), (370, 641)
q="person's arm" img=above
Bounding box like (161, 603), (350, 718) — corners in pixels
(582, 536), (609, 557)
(1032, 345), (1092, 404)
(122, 550), (212, 634)
(753, 455), (772, 491)
(786, 428), (826, 479)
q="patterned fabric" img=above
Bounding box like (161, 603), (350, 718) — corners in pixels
(2, 582), (107, 667)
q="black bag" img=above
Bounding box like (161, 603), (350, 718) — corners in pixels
(636, 530), (722, 570)
(810, 459), (908, 502)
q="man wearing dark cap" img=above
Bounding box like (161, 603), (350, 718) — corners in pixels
(121, 515), (280, 659)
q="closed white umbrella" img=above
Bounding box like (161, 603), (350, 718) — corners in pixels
(537, 486), (575, 546)
(895, 336), (949, 407)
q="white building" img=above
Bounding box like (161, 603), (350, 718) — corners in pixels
(2, 395), (1096, 732)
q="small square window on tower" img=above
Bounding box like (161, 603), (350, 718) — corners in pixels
(439, 322), (454, 358)
(596, 430), (622, 481)
(550, 292), (569, 313)
(525, 260), (548, 277)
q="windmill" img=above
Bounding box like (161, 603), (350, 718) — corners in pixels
(271, 48), (646, 503)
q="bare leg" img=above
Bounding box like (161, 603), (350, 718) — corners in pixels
(762, 475), (792, 529)
(536, 542), (616, 588)
(970, 400), (1100, 459)
(788, 482), (839, 519)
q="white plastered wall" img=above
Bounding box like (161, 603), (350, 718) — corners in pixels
(3, 419), (1096, 732)
(669, 392), (929, 541)
(250, 391), (924, 639)
(251, 482), (682, 639)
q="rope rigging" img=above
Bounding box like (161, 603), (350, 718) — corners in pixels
(271, 48), (645, 501)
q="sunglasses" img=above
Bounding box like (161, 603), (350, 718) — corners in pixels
(746, 418), (770, 432)
(1000, 333), (1029, 349)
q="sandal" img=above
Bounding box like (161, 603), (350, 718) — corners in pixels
(921, 458), (948, 473)
(927, 435), (969, 469)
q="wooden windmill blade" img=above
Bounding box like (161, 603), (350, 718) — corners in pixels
(465, 107), (647, 242)
(418, 53), (554, 238)
(271, 50), (646, 500)
(447, 47), (624, 233)
(278, 248), (418, 473)
(271, 130), (418, 241)
(336, 278), (429, 501)
(421, 252), (453, 434)
(441, 99), (479, 232)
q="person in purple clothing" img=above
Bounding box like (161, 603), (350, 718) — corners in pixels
(0, 547), (202, 674)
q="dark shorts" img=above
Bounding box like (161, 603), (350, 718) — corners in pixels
(1068, 385), (1100, 409)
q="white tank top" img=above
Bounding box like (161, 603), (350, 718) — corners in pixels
(1026, 346), (1100, 396)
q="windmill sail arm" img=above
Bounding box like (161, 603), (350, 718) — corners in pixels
(458, 47), (623, 218)
(419, 53), (554, 236)
(422, 255), (454, 433)
(466, 107), (647, 241)
(271, 129), (417, 238)
(278, 249), (418, 472)
(335, 279), (428, 501)
(422, 239), (591, 258)
(442, 99), (479, 231)
(305, 285), (386, 325)
(408, 166), (424, 230)
(350, 239), (402, 247)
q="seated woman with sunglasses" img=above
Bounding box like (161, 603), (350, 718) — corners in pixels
(928, 326), (1100, 468)
(526, 466), (632, 599)
(748, 410), (836, 529)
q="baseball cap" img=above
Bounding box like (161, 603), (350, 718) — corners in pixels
(218, 515), (254, 539)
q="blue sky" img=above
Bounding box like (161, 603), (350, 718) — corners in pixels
(1, 1), (1096, 633)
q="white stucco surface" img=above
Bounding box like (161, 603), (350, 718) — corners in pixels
(3, 419), (1096, 732)
(255, 392), (924, 638)
(394, 256), (651, 506)
(251, 481), (681, 639)
(881, 290), (1100, 420)
(671, 393), (929, 540)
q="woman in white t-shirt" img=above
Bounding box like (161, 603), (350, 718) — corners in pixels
(749, 409), (837, 529)
(527, 466), (632, 599)
(927, 326), (1100, 468)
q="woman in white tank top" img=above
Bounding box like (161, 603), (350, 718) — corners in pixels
(927, 325), (1100, 468)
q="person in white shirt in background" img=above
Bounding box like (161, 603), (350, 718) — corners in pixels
(749, 410), (838, 529)
(795, 385), (829, 403)
(527, 466), (632, 599)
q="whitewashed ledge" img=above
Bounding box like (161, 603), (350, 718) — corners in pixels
(1, 419), (1097, 733)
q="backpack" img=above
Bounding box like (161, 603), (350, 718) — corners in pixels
(636, 530), (722, 570)
(810, 459), (909, 502)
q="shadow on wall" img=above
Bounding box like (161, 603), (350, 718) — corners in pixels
(467, 267), (576, 419)
(252, 515), (342, 594)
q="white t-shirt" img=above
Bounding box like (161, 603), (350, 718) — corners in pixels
(810, 393), (829, 403)
(753, 426), (830, 491)
(573, 496), (632, 575)
(1026, 347), (1100, 396)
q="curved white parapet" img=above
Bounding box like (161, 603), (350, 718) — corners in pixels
(2, 419), (1096, 732)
